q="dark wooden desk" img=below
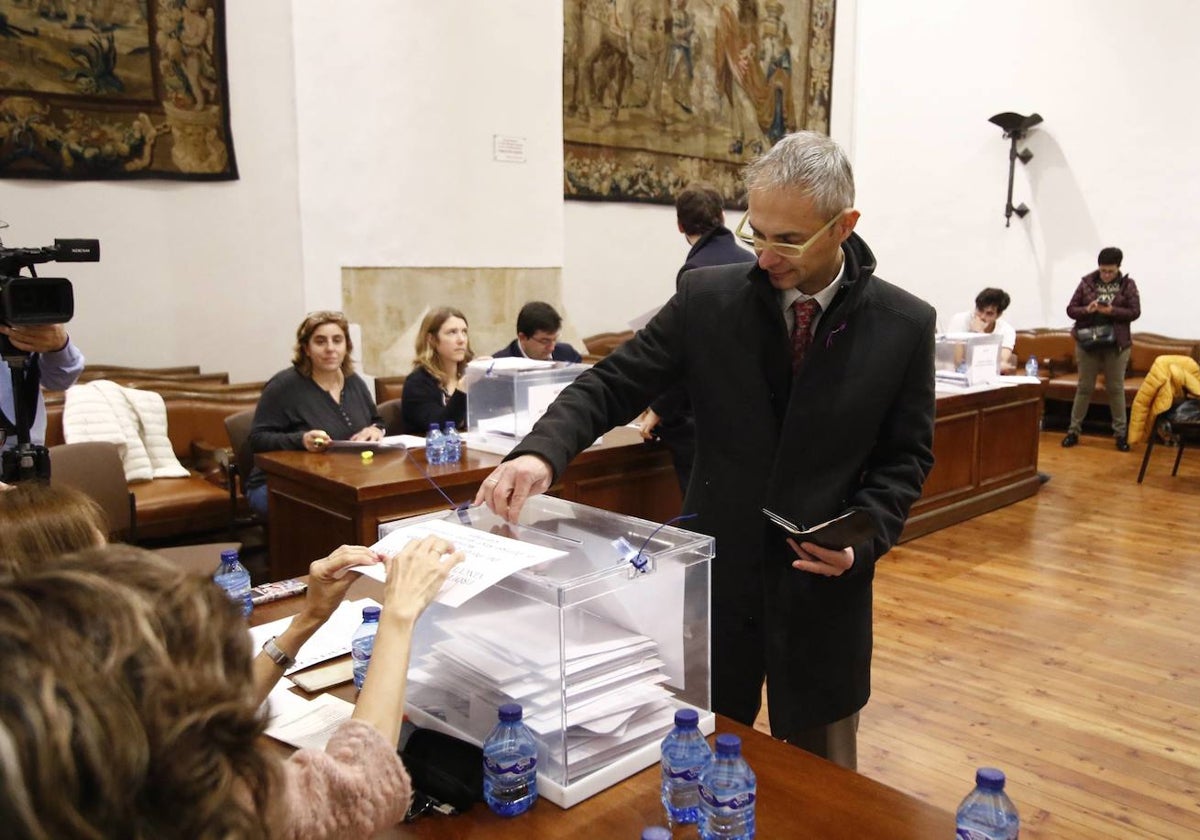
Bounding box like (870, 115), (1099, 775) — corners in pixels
(257, 428), (682, 580)
(903, 381), (1044, 541)
(255, 586), (956, 839)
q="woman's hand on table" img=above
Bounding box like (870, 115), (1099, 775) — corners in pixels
(303, 429), (332, 451)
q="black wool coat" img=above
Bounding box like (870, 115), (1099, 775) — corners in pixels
(509, 232), (936, 734)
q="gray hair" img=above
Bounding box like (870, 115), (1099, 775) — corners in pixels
(742, 131), (855, 217)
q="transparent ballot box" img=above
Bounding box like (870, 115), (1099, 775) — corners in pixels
(380, 496), (714, 808)
(935, 331), (1003, 386)
(464, 358), (589, 455)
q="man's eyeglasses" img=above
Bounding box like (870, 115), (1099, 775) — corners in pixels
(734, 210), (845, 259)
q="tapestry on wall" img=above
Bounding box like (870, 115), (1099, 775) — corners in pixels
(0, 0), (237, 180)
(564, 0), (835, 206)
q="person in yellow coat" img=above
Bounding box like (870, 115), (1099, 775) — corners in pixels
(1127, 354), (1200, 445)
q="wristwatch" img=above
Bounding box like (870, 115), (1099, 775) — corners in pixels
(262, 636), (295, 669)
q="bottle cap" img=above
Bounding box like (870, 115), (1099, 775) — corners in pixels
(714, 733), (741, 756)
(975, 767), (1006, 790)
(362, 606), (381, 621)
(220, 549), (239, 563)
(498, 702), (523, 722)
(674, 708), (700, 728)
(641, 828), (671, 840)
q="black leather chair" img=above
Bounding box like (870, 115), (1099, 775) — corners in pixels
(1136, 398), (1200, 483)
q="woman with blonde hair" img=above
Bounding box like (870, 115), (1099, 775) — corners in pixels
(0, 535), (463, 839)
(401, 306), (474, 434)
(0, 482), (107, 576)
(245, 311), (384, 516)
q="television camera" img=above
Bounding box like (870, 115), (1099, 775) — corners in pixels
(1, 237), (100, 484)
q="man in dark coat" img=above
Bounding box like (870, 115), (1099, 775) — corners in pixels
(492, 301), (583, 363)
(475, 132), (936, 770)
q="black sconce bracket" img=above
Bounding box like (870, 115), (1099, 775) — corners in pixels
(988, 111), (1042, 226)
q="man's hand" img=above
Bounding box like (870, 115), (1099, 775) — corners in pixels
(472, 454), (553, 522)
(787, 538), (855, 577)
(0, 324), (68, 353)
(633, 408), (661, 441)
(300, 545), (385, 626)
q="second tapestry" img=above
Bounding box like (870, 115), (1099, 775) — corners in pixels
(564, 0), (836, 205)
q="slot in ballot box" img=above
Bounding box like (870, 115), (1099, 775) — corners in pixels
(464, 358), (589, 455)
(380, 496), (714, 808)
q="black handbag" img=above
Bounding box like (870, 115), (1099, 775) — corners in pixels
(399, 727), (483, 817)
(1076, 323), (1117, 351)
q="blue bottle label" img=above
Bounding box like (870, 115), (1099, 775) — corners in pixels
(956, 829), (1012, 840)
(668, 766), (701, 782)
(699, 787), (755, 809)
(484, 755), (537, 775)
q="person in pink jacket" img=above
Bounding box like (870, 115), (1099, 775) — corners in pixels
(0, 536), (462, 839)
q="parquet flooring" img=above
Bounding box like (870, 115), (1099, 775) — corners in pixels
(755, 430), (1200, 838)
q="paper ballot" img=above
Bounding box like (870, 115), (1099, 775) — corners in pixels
(353, 518), (567, 608)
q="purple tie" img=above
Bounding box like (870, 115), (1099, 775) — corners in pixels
(791, 298), (822, 372)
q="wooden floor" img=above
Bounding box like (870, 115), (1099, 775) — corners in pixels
(756, 430), (1200, 838)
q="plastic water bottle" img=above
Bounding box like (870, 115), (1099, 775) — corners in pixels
(443, 420), (461, 464)
(350, 605), (381, 691)
(661, 707), (713, 825)
(698, 734), (756, 840)
(1025, 356), (1039, 378)
(641, 829), (671, 840)
(955, 767), (1019, 839)
(425, 422), (445, 466)
(482, 702), (538, 817)
(213, 549), (252, 617)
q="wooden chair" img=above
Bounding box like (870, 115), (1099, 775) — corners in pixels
(223, 409), (261, 530)
(49, 441), (239, 574)
(378, 398), (403, 435)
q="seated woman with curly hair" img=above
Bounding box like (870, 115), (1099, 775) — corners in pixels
(0, 535), (462, 839)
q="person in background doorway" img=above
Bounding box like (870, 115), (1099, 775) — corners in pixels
(946, 287), (1018, 374)
(1061, 246), (1141, 451)
(402, 306), (475, 434)
(493, 301), (583, 363)
(633, 181), (757, 493)
(245, 311), (383, 517)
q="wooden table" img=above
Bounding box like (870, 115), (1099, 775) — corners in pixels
(255, 584), (956, 838)
(257, 428), (682, 580)
(903, 380), (1044, 541)
(259, 382), (1044, 578)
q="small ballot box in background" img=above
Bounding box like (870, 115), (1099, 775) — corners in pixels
(936, 332), (1004, 387)
(383, 496), (714, 808)
(464, 358), (589, 455)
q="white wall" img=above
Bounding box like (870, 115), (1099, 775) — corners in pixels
(291, 1), (563, 310)
(8, 1), (1198, 383)
(4, 0), (303, 383)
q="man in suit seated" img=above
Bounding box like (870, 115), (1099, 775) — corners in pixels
(493, 301), (583, 363)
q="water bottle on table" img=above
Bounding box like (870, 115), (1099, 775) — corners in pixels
(213, 548), (252, 617)
(698, 733), (756, 839)
(350, 605), (381, 691)
(483, 702), (538, 817)
(661, 707), (713, 825)
(955, 767), (1020, 839)
(425, 422), (445, 465)
(443, 420), (461, 464)
(1025, 356), (1039, 378)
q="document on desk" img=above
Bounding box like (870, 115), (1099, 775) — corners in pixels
(264, 686), (355, 752)
(354, 518), (567, 608)
(248, 597), (381, 676)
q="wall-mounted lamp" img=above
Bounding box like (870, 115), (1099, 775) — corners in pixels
(988, 111), (1042, 227)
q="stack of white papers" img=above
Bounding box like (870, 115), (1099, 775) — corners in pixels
(406, 597), (676, 782)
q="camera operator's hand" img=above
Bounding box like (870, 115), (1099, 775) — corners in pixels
(0, 324), (69, 354)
